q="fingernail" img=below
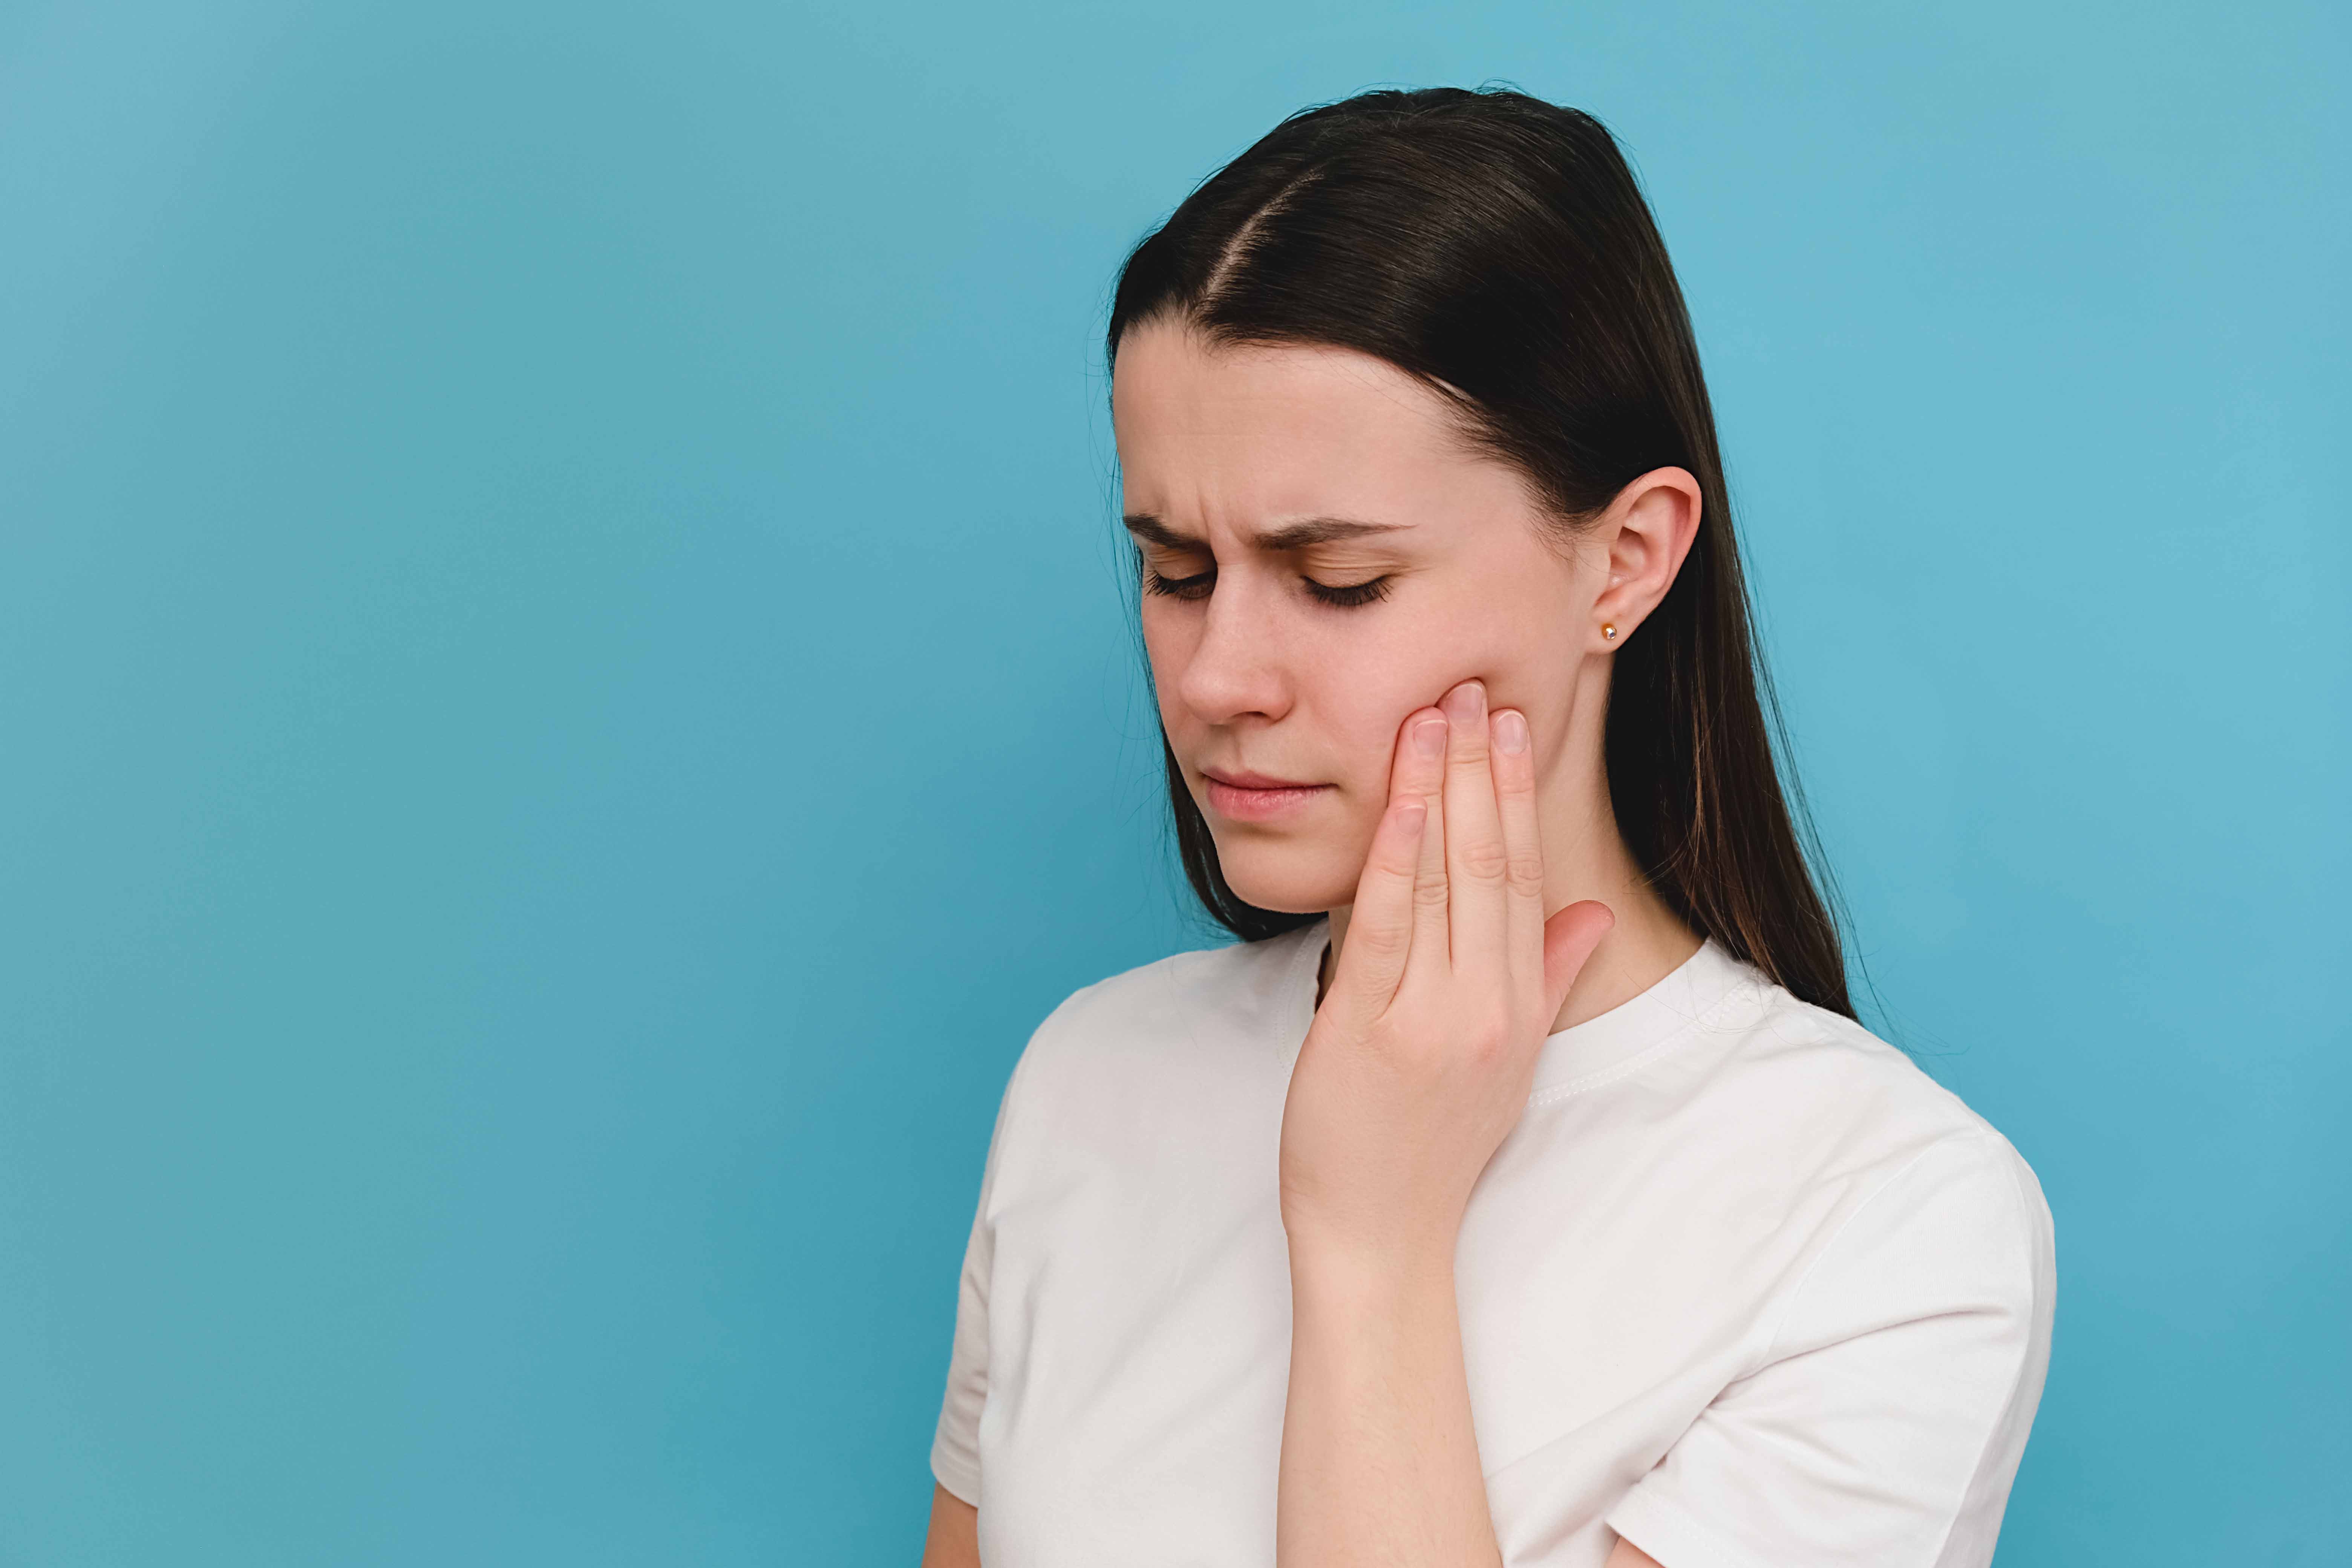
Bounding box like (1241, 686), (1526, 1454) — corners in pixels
(1494, 709), (1529, 755)
(1442, 680), (1485, 723)
(1411, 716), (1446, 758)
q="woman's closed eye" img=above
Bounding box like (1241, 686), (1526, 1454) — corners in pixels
(1142, 566), (1393, 608)
(1144, 565), (1216, 601)
(1302, 574), (1392, 608)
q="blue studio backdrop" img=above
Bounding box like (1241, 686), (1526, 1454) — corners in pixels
(2, 2), (2344, 1562)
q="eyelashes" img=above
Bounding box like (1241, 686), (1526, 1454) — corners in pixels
(1142, 568), (1215, 601)
(1304, 575), (1393, 608)
(1142, 568), (1393, 608)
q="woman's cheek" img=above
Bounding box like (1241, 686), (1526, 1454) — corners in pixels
(1337, 672), (1442, 789)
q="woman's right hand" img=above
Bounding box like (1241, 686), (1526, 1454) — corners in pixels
(1276, 678), (1614, 1274)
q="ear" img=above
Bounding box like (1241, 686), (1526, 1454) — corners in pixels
(1590, 467), (1702, 650)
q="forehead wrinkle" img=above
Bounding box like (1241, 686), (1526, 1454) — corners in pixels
(1122, 511), (1412, 553)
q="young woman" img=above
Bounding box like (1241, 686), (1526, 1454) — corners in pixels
(918, 87), (2055, 1568)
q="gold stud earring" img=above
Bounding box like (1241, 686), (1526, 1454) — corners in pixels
(1602, 623), (1618, 643)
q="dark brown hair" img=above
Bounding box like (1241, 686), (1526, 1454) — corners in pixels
(1106, 86), (1853, 1018)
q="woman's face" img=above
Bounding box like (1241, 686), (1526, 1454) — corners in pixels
(1112, 320), (1605, 916)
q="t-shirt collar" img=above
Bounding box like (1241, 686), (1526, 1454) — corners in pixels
(1275, 917), (1758, 1096)
(1525, 937), (1757, 1096)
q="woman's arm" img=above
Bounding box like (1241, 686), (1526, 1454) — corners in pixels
(1277, 1242), (1504, 1563)
(919, 1482), (979, 1568)
(1279, 1238), (1663, 1565)
(1274, 683), (1620, 1566)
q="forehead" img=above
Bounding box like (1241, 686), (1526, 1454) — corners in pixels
(1110, 322), (1530, 527)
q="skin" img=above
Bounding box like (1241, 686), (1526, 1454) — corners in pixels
(921, 319), (1710, 1567)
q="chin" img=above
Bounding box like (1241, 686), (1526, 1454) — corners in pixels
(1212, 836), (1359, 917)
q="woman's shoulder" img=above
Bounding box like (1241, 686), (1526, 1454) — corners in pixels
(1001, 920), (1327, 1104)
(1729, 991), (2059, 1358)
(1695, 964), (2052, 1233)
(1031, 918), (1325, 1049)
(1753, 982), (2013, 1124)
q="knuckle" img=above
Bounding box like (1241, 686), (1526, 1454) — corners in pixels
(1506, 849), (1546, 890)
(1462, 1013), (1512, 1063)
(1412, 876), (1452, 910)
(1458, 837), (1510, 883)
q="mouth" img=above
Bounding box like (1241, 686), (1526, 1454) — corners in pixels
(1199, 766), (1332, 822)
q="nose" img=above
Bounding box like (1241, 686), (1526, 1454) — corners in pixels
(1173, 572), (1292, 727)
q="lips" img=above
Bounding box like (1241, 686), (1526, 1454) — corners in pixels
(1203, 767), (1316, 790)
(1200, 766), (1331, 822)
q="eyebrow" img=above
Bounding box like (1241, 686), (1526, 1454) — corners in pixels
(1121, 512), (1410, 552)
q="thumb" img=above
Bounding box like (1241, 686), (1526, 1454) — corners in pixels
(1540, 900), (1616, 1023)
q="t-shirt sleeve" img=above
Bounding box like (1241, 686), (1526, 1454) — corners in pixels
(1604, 1130), (2058, 1568)
(928, 1057), (1024, 1508)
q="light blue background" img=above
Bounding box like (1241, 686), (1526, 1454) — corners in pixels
(3, 2), (2344, 1562)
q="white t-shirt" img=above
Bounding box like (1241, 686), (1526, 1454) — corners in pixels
(931, 920), (2056, 1568)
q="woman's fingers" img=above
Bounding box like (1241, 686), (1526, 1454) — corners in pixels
(1323, 794), (1427, 1026)
(1489, 706), (1550, 990)
(1329, 707), (1449, 1027)
(1438, 681), (1508, 974)
(1403, 710), (1452, 970)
